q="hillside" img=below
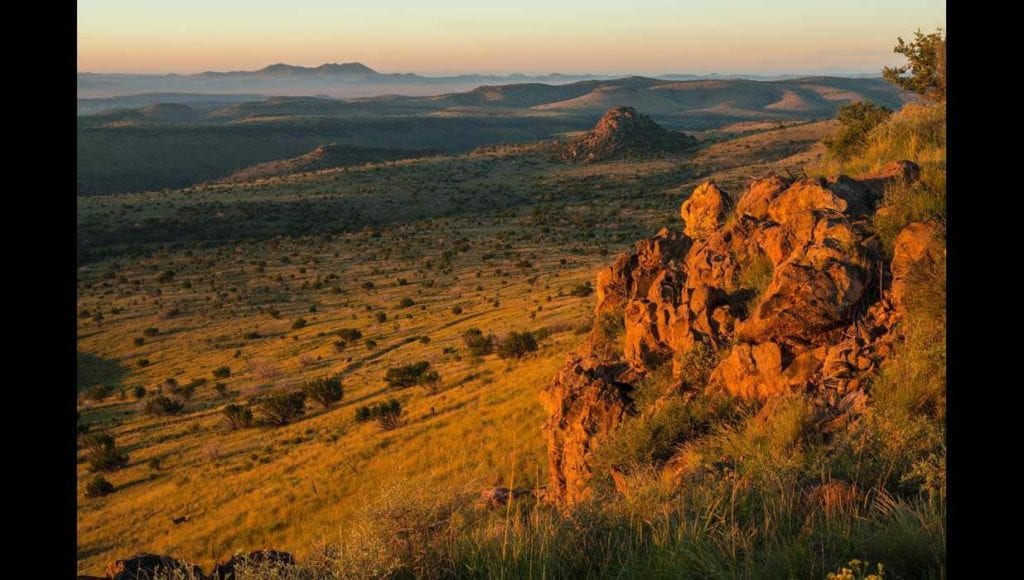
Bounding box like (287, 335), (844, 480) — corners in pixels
(75, 114), (855, 575)
(77, 76), (912, 195)
(556, 106), (698, 162)
(216, 144), (437, 183)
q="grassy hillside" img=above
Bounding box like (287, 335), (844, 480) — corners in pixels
(76, 121), (840, 575)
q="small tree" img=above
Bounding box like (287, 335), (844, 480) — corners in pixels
(85, 384), (116, 402)
(85, 475), (115, 498)
(258, 392), (307, 426)
(336, 328), (363, 342)
(824, 101), (893, 160)
(882, 28), (946, 101)
(375, 399), (403, 430)
(222, 404), (254, 430)
(496, 331), (538, 359)
(145, 395), (184, 416)
(385, 361), (440, 389)
(461, 328), (494, 356)
(303, 376), (344, 408)
(83, 432), (129, 472)
(355, 400), (403, 430)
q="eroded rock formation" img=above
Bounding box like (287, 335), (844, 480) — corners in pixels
(542, 161), (942, 506)
(557, 106), (698, 163)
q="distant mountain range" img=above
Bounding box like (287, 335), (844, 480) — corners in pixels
(78, 62), (882, 99)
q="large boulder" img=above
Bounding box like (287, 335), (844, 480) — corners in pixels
(681, 181), (733, 238)
(736, 175), (790, 220)
(890, 221), (944, 313)
(708, 342), (789, 400)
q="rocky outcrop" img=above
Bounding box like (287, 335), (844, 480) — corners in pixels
(542, 165), (943, 505)
(557, 106), (697, 163)
(680, 182), (732, 238)
(540, 356), (633, 505)
(105, 553), (202, 579)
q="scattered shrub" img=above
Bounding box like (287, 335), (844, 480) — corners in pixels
(825, 102), (893, 161)
(461, 328), (494, 356)
(375, 312), (388, 323)
(569, 281), (594, 297)
(336, 328), (363, 342)
(83, 432), (130, 472)
(212, 366), (231, 378)
(258, 392), (307, 426)
(496, 331), (538, 359)
(84, 475), (114, 498)
(451, 305), (463, 315)
(292, 318), (308, 330)
(132, 385), (147, 400)
(85, 384), (116, 402)
(143, 327), (159, 336)
(303, 376), (344, 408)
(385, 361), (440, 389)
(145, 395), (184, 416)
(355, 399), (403, 430)
(223, 404), (254, 430)
(399, 297), (416, 308)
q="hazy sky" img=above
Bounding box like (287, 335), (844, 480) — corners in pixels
(78, 0), (945, 75)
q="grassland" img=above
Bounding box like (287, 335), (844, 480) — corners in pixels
(76, 120), (838, 575)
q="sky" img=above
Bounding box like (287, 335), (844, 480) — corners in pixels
(77, 0), (946, 76)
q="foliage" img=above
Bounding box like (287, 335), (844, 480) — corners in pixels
(385, 361), (440, 389)
(882, 29), (946, 101)
(85, 384), (116, 402)
(336, 328), (363, 342)
(258, 391), (308, 426)
(825, 102), (893, 161)
(144, 395), (184, 416)
(569, 281), (594, 297)
(222, 404), (254, 430)
(495, 331), (538, 359)
(355, 399), (403, 431)
(212, 366), (231, 378)
(83, 432), (130, 472)
(85, 475), (115, 498)
(302, 376), (344, 408)
(461, 328), (495, 356)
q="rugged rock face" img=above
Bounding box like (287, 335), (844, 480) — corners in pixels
(542, 160), (942, 506)
(558, 106), (697, 163)
(540, 356), (634, 505)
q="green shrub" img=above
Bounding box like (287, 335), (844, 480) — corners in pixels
(336, 328), (363, 342)
(292, 318), (308, 330)
(385, 361), (440, 389)
(145, 395), (184, 416)
(84, 475), (115, 498)
(222, 404), (254, 430)
(83, 432), (130, 472)
(132, 385), (147, 400)
(496, 331), (538, 359)
(85, 384), (116, 402)
(143, 327), (159, 336)
(354, 399), (403, 430)
(303, 376), (344, 408)
(569, 281), (594, 297)
(399, 297), (416, 308)
(375, 312), (388, 323)
(212, 366), (231, 378)
(825, 102), (893, 161)
(258, 392), (307, 426)
(461, 328), (494, 356)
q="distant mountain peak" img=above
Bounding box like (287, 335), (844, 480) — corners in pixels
(255, 62), (379, 77)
